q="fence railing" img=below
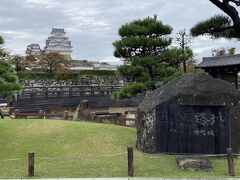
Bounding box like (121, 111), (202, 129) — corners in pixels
(12, 109), (73, 120)
(0, 147), (237, 177)
(11, 109), (137, 127)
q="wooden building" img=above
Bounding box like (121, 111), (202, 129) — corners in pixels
(197, 54), (240, 88)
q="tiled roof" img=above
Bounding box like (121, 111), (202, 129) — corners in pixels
(197, 54), (240, 68)
(51, 28), (65, 34)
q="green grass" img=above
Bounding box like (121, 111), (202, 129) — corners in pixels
(0, 119), (239, 178)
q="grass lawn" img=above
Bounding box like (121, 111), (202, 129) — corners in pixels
(0, 119), (239, 178)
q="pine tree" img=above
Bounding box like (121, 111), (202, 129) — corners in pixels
(113, 16), (187, 99)
(191, 1), (240, 39)
(0, 36), (7, 58)
(0, 36), (22, 101)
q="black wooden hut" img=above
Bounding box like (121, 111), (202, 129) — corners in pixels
(197, 54), (240, 88)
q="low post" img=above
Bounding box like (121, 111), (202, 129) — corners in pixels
(80, 100), (88, 110)
(63, 111), (69, 120)
(227, 148), (235, 176)
(127, 147), (134, 177)
(38, 110), (44, 119)
(90, 112), (96, 121)
(28, 152), (35, 177)
(8, 107), (14, 115)
(14, 109), (20, 119)
(121, 113), (126, 126)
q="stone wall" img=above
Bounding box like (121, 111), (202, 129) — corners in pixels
(19, 77), (123, 87)
(136, 109), (156, 153)
(20, 79), (83, 87)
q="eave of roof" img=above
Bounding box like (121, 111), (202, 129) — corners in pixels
(197, 54), (240, 68)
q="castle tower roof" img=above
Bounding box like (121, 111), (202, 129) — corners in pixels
(51, 28), (66, 35)
(44, 28), (72, 56)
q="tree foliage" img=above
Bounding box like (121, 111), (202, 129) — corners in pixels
(211, 47), (236, 56)
(191, 1), (240, 39)
(113, 15), (172, 60)
(0, 36), (22, 101)
(38, 52), (71, 73)
(0, 36), (7, 59)
(9, 54), (37, 72)
(0, 60), (22, 101)
(113, 16), (186, 99)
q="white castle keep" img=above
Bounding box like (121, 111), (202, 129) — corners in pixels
(26, 28), (73, 57)
(44, 28), (72, 55)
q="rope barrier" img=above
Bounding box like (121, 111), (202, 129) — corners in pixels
(0, 152), (126, 162)
(0, 157), (25, 162)
(1, 151), (240, 163)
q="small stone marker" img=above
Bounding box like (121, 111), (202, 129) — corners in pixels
(176, 156), (213, 171)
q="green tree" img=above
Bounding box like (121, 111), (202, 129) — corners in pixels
(228, 47), (236, 55)
(191, 1), (240, 39)
(0, 61), (22, 101)
(0, 36), (7, 59)
(112, 16), (185, 99)
(211, 47), (236, 56)
(0, 36), (22, 101)
(38, 52), (71, 73)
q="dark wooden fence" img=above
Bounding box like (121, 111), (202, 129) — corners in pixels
(13, 85), (143, 112)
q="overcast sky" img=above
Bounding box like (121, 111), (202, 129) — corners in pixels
(0, 0), (240, 64)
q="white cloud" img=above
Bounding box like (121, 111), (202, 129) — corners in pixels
(63, 7), (111, 32)
(0, 0), (240, 64)
(23, 0), (59, 9)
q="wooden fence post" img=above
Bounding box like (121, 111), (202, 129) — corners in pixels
(28, 152), (35, 176)
(14, 109), (20, 119)
(80, 100), (88, 110)
(9, 107), (14, 115)
(90, 112), (96, 121)
(227, 148), (235, 176)
(121, 113), (126, 126)
(127, 147), (134, 177)
(63, 111), (69, 120)
(38, 110), (44, 119)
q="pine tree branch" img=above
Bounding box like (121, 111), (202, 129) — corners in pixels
(212, 25), (235, 32)
(209, 0), (240, 30)
(229, 0), (240, 6)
